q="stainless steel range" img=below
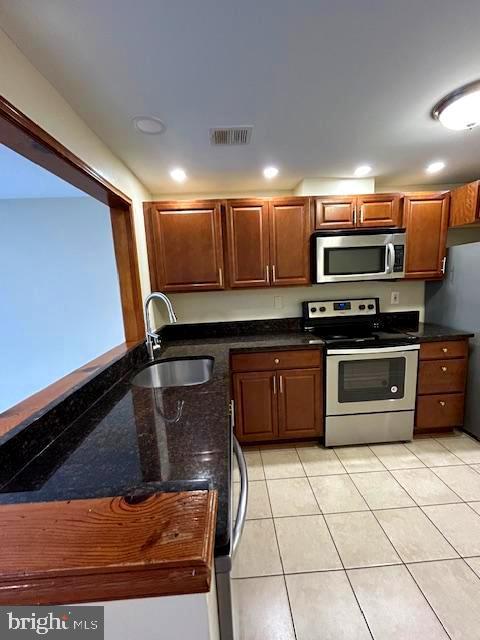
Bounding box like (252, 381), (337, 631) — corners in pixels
(303, 298), (420, 447)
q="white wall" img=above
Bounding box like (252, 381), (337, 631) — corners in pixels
(0, 28), (152, 301)
(168, 281), (425, 325)
(0, 196), (125, 412)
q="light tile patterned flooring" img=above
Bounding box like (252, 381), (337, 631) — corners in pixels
(232, 433), (480, 640)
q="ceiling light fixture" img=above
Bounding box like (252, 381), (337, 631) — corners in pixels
(132, 116), (166, 135)
(426, 161), (446, 174)
(169, 167), (187, 183)
(263, 166), (279, 179)
(432, 80), (480, 131)
(354, 165), (372, 177)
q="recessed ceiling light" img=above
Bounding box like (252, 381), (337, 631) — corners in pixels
(263, 166), (279, 179)
(432, 80), (480, 131)
(354, 165), (372, 177)
(169, 167), (187, 183)
(426, 161), (446, 174)
(132, 116), (166, 135)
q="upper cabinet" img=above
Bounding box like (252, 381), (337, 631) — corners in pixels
(225, 199), (270, 288)
(315, 193), (402, 229)
(404, 192), (450, 280)
(144, 200), (225, 292)
(449, 180), (480, 227)
(226, 197), (312, 288)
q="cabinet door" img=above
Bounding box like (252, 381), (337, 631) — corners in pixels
(449, 180), (480, 227)
(226, 199), (270, 287)
(404, 193), (450, 279)
(277, 369), (323, 439)
(233, 371), (277, 443)
(315, 196), (355, 229)
(269, 198), (312, 286)
(357, 193), (402, 228)
(144, 201), (225, 292)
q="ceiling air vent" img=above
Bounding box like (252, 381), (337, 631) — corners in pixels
(209, 126), (253, 146)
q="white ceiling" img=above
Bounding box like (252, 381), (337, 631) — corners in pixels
(1, 0), (480, 195)
(0, 144), (84, 198)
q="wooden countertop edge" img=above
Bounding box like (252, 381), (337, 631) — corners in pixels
(0, 490), (218, 605)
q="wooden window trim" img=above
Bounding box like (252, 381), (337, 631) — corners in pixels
(0, 95), (145, 437)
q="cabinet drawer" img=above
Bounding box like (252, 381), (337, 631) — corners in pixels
(420, 340), (468, 361)
(231, 349), (321, 372)
(417, 359), (467, 395)
(416, 393), (465, 429)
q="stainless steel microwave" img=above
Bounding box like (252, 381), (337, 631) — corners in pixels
(313, 228), (406, 283)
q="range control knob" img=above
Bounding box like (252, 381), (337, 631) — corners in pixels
(319, 306), (327, 312)
(368, 304), (375, 310)
(359, 304), (366, 310)
(311, 307), (317, 313)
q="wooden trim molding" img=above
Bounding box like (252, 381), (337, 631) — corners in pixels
(0, 490), (217, 604)
(0, 95), (145, 429)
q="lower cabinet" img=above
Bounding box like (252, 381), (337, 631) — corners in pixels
(231, 349), (324, 444)
(415, 339), (469, 433)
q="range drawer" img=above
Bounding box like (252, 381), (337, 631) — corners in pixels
(231, 349), (321, 373)
(420, 340), (468, 361)
(416, 393), (465, 429)
(417, 359), (467, 395)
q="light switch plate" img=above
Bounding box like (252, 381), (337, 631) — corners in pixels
(274, 296), (284, 309)
(391, 291), (400, 305)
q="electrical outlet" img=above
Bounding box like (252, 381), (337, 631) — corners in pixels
(391, 291), (400, 305)
(274, 296), (284, 309)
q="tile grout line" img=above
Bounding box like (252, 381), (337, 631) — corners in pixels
(304, 470), (375, 640)
(263, 464), (299, 640)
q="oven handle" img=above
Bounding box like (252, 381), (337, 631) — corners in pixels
(232, 435), (248, 557)
(327, 344), (420, 355)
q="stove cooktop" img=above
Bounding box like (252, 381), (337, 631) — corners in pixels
(308, 329), (418, 349)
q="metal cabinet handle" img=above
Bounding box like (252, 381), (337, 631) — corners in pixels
(232, 435), (248, 557)
(272, 264), (276, 282)
(218, 267), (223, 287)
(441, 257), (447, 274)
(441, 366), (447, 372)
(439, 400), (446, 407)
(279, 375), (284, 394)
(442, 347), (448, 353)
(266, 265), (270, 283)
(273, 375), (277, 394)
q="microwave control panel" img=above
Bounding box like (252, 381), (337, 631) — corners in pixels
(393, 245), (405, 273)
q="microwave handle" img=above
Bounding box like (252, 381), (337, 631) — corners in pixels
(386, 243), (395, 274)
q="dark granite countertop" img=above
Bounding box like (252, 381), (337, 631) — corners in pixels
(0, 327), (322, 556)
(405, 322), (474, 342)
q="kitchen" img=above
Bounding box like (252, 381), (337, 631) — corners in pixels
(1, 1), (480, 640)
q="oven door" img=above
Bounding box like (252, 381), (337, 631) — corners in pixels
(326, 345), (419, 416)
(315, 231), (405, 283)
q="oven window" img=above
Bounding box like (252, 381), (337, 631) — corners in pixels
(338, 357), (406, 403)
(325, 246), (385, 275)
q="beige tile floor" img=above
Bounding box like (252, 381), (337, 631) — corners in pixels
(232, 433), (480, 639)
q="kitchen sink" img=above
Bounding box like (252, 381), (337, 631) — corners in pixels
(131, 356), (214, 389)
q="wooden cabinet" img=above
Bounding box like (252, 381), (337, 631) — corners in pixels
(449, 180), (480, 227)
(144, 200), (225, 292)
(232, 349), (324, 444)
(232, 371), (277, 442)
(403, 192), (450, 280)
(356, 194), (402, 228)
(226, 197), (312, 288)
(225, 199), (270, 288)
(315, 193), (401, 229)
(415, 339), (469, 434)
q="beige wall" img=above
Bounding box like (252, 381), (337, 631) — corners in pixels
(167, 281), (425, 326)
(0, 27), (152, 301)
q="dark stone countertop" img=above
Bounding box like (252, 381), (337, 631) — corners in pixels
(405, 322), (474, 342)
(0, 328), (322, 556)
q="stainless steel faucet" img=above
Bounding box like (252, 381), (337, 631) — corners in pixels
(144, 292), (177, 361)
